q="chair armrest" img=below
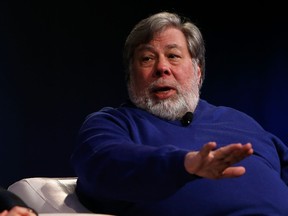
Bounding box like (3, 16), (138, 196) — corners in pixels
(8, 177), (92, 213)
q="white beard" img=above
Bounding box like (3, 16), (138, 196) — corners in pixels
(128, 75), (200, 121)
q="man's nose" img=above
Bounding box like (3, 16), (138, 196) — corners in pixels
(154, 58), (171, 77)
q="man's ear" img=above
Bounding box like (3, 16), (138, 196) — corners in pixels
(197, 65), (202, 85)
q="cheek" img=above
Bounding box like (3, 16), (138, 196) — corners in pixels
(130, 74), (148, 94)
(177, 71), (194, 85)
(131, 67), (152, 89)
(181, 64), (200, 83)
(175, 70), (198, 90)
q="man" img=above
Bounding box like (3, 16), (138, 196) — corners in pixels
(71, 11), (288, 215)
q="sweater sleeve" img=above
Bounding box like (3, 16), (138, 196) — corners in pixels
(70, 108), (199, 202)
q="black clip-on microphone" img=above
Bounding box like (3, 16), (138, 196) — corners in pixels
(181, 112), (193, 126)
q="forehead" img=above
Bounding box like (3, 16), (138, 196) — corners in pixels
(136, 27), (187, 51)
(153, 27), (186, 42)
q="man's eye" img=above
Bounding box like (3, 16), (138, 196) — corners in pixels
(141, 56), (152, 62)
(168, 54), (178, 59)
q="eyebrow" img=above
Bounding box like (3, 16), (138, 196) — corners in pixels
(135, 44), (154, 53)
(136, 43), (181, 53)
(166, 44), (181, 50)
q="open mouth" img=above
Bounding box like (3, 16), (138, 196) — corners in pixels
(151, 85), (176, 99)
(152, 86), (173, 93)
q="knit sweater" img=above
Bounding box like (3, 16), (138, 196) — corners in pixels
(71, 99), (288, 216)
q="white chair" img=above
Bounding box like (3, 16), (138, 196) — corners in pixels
(8, 177), (114, 216)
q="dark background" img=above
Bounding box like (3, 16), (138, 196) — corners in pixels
(0, 1), (287, 188)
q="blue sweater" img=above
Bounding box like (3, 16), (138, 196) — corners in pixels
(71, 99), (288, 216)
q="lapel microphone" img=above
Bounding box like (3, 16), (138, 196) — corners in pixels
(181, 112), (193, 126)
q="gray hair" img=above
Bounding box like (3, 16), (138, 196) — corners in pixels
(123, 11), (206, 89)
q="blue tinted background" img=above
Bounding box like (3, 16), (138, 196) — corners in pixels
(0, 1), (287, 187)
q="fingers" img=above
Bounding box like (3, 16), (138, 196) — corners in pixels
(214, 142), (253, 162)
(2, 206), (37, 216)
(198, 142), (217, 158)
(211, 142), (253, 178)
(185, 141), (253, 179)
(190, 142), (253, 179)
(222, 166), (246, 178)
